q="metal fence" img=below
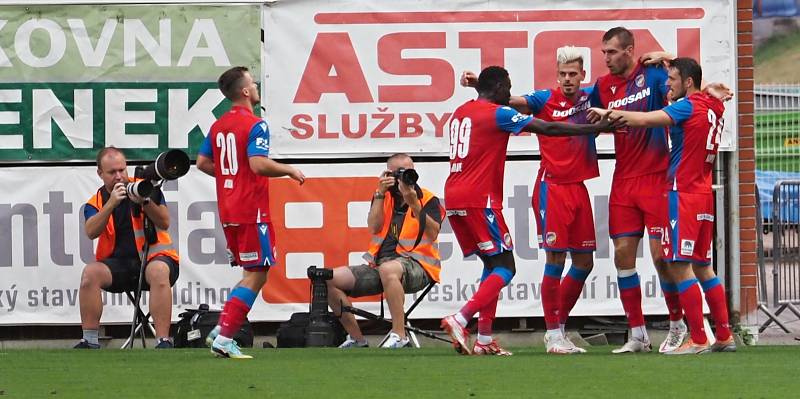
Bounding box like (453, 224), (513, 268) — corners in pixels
(755, 84), (800, 231)
(760, 181), (800, 332)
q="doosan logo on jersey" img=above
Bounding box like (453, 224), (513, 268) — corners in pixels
(607, 87), (651, 109)
(552, 100), (591, 118)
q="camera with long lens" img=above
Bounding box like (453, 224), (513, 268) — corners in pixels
(125, 179), (153, 203)
(305, 266), (335, 347)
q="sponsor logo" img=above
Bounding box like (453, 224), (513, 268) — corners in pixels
(610, 86), (617, 94)
(670, 219), (677, 229)
(537, 234), (543, 244)
(607, 87), (651, 109)
(546, 232), (557, 245)
(551, 100), (591, 118)
(559, 101), (566, 107)
(663, 247), (670, 256)
(255, 136), (270, 151)
(697, 213), (714, 222)
(635, 74), (645, 88)
(240, 251), (259, 262)
(680, 239), (695, 256)
(446, 209), (467, 216)
(225, 249), (236, 263)
(581, 240), (596, 247)
(224, 178), (233, 189)
(706, 247), (713, 258)
(580, 95), (587, 101)
(478, 241), (495, 251)
(259, 224), (268, 235)
(503, 232), (513, 248)
(486, 213), (495, 223)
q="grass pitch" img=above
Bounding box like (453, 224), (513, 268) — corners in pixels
(1, 345), (798, 398)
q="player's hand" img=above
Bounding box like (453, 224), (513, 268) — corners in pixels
(107, 182), (127, 208)
(289, 167), (305, 185)
(640, 51), (673, 67)
(704, 82), (734, 102)
(587, 107), (610, 123)
(377, 170), (395, 195)
(594, 111), (627, 132)
(398, 180), (421, 212)
(460, 71), (478, 88)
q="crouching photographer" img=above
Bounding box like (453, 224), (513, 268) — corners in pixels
(74, 147), (182, 349)
(327, 153), (443, 349)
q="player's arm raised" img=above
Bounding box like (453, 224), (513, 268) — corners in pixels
(461, 70), (531, 113)
(588, 107), (671, 129)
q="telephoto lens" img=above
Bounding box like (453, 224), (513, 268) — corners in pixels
(125, 180), (153, 200)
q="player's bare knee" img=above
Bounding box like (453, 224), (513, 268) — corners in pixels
(546, 251), (567, 265)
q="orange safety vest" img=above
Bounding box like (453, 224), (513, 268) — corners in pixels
(363, 188), (442, 282)
(86, 178), (179, 263)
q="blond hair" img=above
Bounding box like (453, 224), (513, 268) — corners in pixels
(556, 46), (584, 68)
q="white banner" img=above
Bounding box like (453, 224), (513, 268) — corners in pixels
(0, 161), (673, 324)
(263, 0), (738, 158)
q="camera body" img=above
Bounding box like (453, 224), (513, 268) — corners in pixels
(307, 265), (333, 281)
(391, 168), (419, 187)
(306, 266), (336, 347)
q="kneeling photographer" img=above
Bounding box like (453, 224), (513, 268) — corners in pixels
(327, 153), (443, 349)
(74, 147), (181, 349)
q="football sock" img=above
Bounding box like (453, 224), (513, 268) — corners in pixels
(677, 279), (708, 345)
(661, 281), (684, 322)
(82, 329), (99, 345)
(559, 265), (590, 324)
(618, 269), (646, 334)
(541, 263), (564, 331)
(459, 267), (513, 323)
(700, 277), (732, 341)
(219, 286), (257, 338)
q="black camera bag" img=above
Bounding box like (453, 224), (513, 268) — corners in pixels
(276, 311), (346, 348)
(174, 304), (254, 348)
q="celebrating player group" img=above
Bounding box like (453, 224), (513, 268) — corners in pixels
(440, 26), (736, 356)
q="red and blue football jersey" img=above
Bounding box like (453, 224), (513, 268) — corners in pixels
(199, 106), (271, 224)
(662, 92), (725, 194)
(446, 99), (533, 209)
(590, 63), (670, 179)
(523, 87), (599, 184)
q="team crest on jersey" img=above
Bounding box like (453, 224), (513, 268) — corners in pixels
(680, 239), (695, 256)
(635, 74), (645, 88)
(503, 233), (513, 248)
(546, 232), (557, 245)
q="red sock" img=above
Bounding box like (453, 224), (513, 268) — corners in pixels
(678, 281), (707, 344)
(559, 267), (589, 325)
(541, 274), (562, 330)
(477, 295), (498, 336)
(704, 284), (732, 341)
(664, 292), (684, 321)
(460, 274), (506, 322)
(219, 297), (250, 338)
(619, 274), (645, 329)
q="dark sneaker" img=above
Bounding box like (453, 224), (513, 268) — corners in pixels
(155, 338), (174, 349)
(73, 339), (100, 349)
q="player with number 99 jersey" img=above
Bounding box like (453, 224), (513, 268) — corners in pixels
(199, 105), (271, 224)
(445, 98), (532, 257)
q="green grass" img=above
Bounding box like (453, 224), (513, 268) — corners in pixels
(1, 346), (799, 398)
(756, 111), (800, 172)
(755, 31), (800, 83)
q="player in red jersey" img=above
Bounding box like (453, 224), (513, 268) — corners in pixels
(587, 27), (678, 353)
(440, 66), (622, 355)
(196, 66), (305, 358)
(590, 57), (735, 354)
(459, 47), (603, 354)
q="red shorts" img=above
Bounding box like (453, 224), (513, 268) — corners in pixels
(609, 172), (667, 239)
(662, 191), (714, 265)
(222, 222), (276, 270)
(532, 179), (596, 252)
(447, 208), (513, 258)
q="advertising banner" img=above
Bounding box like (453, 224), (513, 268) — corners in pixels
(263, 0), (738, 158)
(0, 4), (260, 161)
(0, 160), (676, 324)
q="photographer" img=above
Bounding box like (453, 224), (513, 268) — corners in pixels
(74, 147), (179, 349)
(327, 153), (443, 349)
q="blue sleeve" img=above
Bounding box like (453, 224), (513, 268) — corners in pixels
(647, 64), (669, 98)
(495, 106), (533, 135)
(662, 98), (694, 125)
(521, 89), (551, 115)
(247, 120), (270, 157)
(84, 204), (98, 220)
(198, 133), (212, 158)
(589, 81), (602, 107)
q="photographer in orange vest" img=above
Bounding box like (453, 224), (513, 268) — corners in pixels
(74, 147), (179, 349)
(327, 153), (443, 349)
